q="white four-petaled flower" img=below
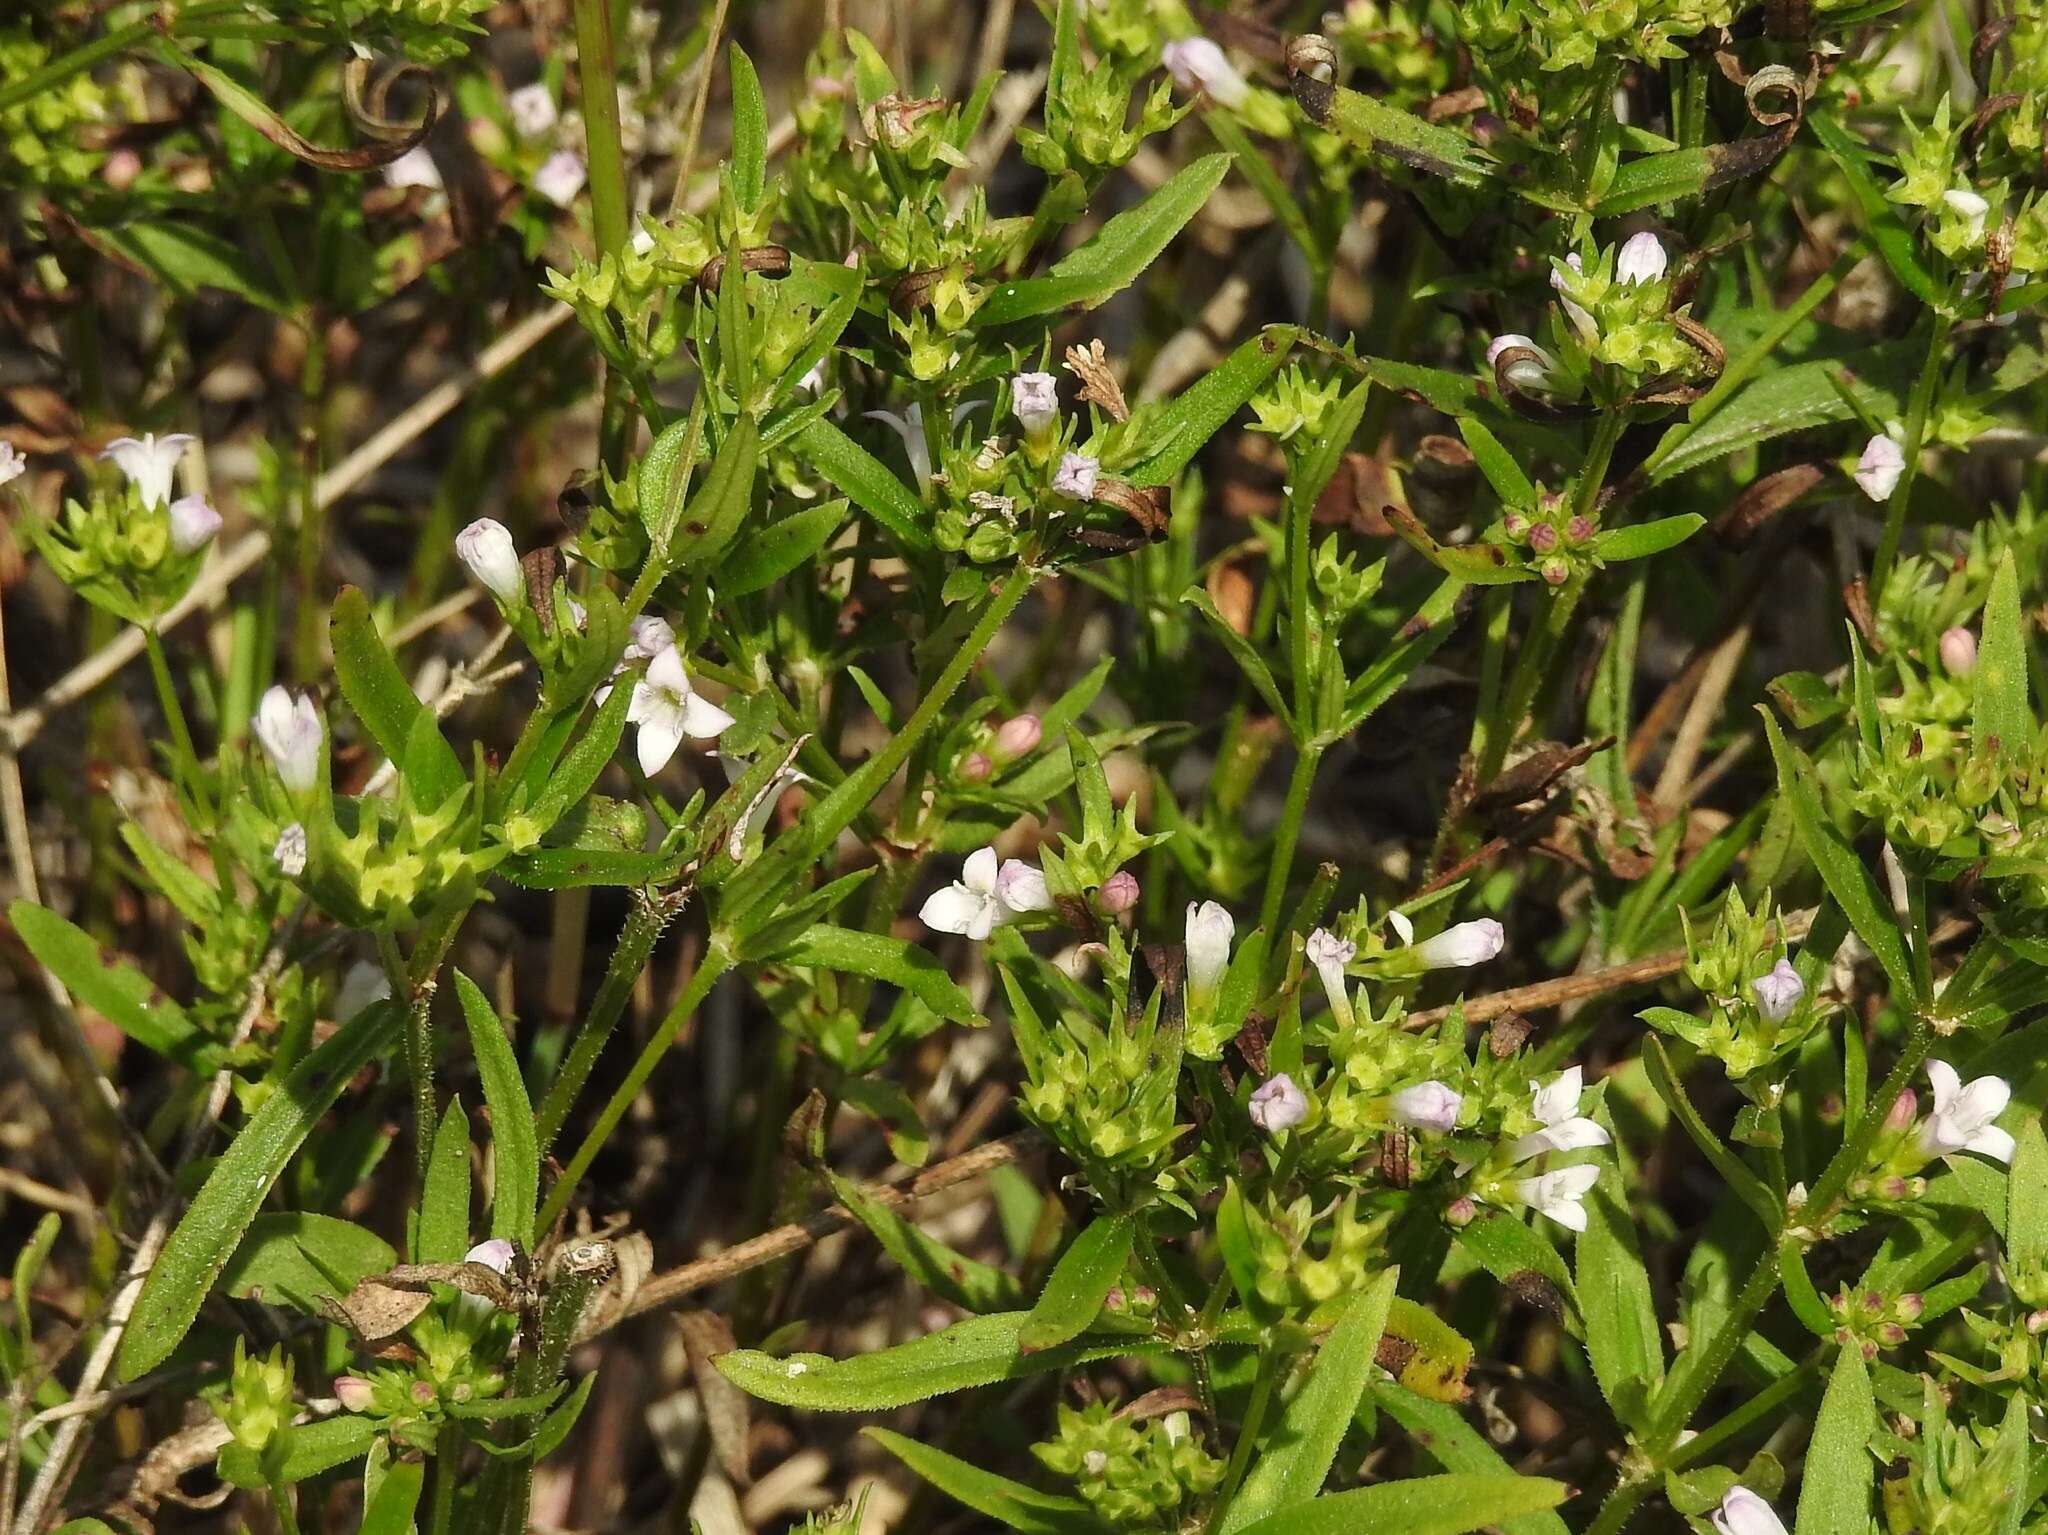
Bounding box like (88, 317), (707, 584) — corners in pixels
(627, 644), (734, 775)
(1854, 434), (1905, 502)
(456, 518), (524, 602)
(1917, 1060), (2014, 1164)
(1751, 957), (1804, 1023)
(1012, 372), (1059, 439)
(1712, 1487), (1789, 1535)
(1391, 1081), (1463, 1133)
(253, 686), (322, 795)
(1249, 1073), (1309, 1133)
(920, 846), (1052, 940)
(1509, 1066), (1612, 1161)
(534, 150), (587, 208)
(1514, 1164), (1602, 1231)
(508, 82), (557, 137)
(1160, 37), (1249, 108)
(1305, 926), (1357, 1028)
(102, 432), (195, 508)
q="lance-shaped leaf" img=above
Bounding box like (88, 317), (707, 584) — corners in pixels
(10, 901), (212, 1069)
(867, 1428), (1107, 1534)
(1227, 1472), (1568, 1535)
(769, 924), (979, 1025)
(456, 972), (540, 1249)
(794, 417), (932, 553)
(1973, 548), (2033, 758)
(1794, 1347), (1875, 1535)
(1019, 1215), (1135, 1353)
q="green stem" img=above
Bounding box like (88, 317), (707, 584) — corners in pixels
(426, 1430), (461, 1535)
(569, 0), (630, 259)
(379, 928), (439, 1188)
(143, 628), (212, 827)
(537, 942), (736, 1232)
(1477, 573), (1585, 784)
(1804, 1018), (1934, 1224)
(1258, 743), (1323, 940)
(0, 4), (243, 113)
(1208, 1345), (1283, 1534)
(1871, 307), (1954, 593)
(533, 890), (677, 1153)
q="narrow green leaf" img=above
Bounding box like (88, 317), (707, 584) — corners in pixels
(977, 154), (1231, 326)
(671, 413), (760, 569)
(1760, 712), (1916, 1003)
(1590, 514), (1705, 564)
(1794, 1348), (1874, 1535)
(1806, 112), (1943, 306)
(871, 1427), (1105, 1533)
(1649, 342), (1916, 484)
(1183, 587), (1293, 729)
(1577, 1168), (1664, 1424)
(1455, 1211), (1581, 1326)
(1019, 1215), (1135, 1353)
(517, 674), (635, 840)
(416, 1098), (471, 1264)
(332, 587), (464, 808)
(1319, 85), (1495, 188)
(721, 499), (851, 595)
(794, 417), (932, 553)
(717, 1311), (1154, 1410)
(770, 924), (980, 1025)
(2007, 1118), (2048, 1301)
(1127, 329), (1296, 487)
(1458, 417), (1533, 506)
(827, 1170), (1025, 1313)
(358, 1453), (425, 1535)
(1223, 1269), (1398, 1533)
(10, 901), (209, 1067)
(456, 971), (539, 1249)
(217, 1416), (376, 1489)
(1372, 1386), (1571, 1535)
(219, 1214), (396, 1310)
(1229, 1472), (1567, 1535)
(87, 217), (289, 314)
(120, 1001), (402, 1377)
(728, 44), (767, 209)
(1974, 548), (2033, 758)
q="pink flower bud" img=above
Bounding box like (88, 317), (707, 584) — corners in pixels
(994, 714), (1043, 759)
(1883, 1089), (1918, 1134)
(958, 751), (991, 782)
(334, 1376), (375, 1412)
(1939, 627), (1978, 677)
(1443, 1196), (1478, 1227)
(1528, 523), (1558, 553)
(1099, 870), (1140, 914)
(1894, 1292), (1924, 1321)
(410, 1380), (436, 1406)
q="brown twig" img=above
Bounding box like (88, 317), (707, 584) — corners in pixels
(612, 1130), (1038, 1327)
(1407, 908), (1816, 1028)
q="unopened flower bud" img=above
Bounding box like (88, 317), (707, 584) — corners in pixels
(410, 1380), (435, 1406)
(1161, 37), (1249, 108)
(334, 1376), (375, 1412)
(1528, 523), (1558, 553)
(1566, 515), (1594, 543)
(1711, 1487), (1789, 1535)
(465, 1238), (516, 1275)
(1099, 870), (1140, 914)
(1443, 1196), (1478, 1227)
(168, 494), (222, 554)
(1012, 372), (1059, 442)
(1884, 1088), (1918, 1134)
(958, 751), (991, 782)
(994, 714), (1043, 759)
(1412, 918), (1504, 970)
(1391, 1080), (1463, 1133)
(456, 518), (524, 603)
(1939, 627), (1978, 677)
(1615, 231), (1669, 286)
(1894, 1292), (1924, 1322)
(1052, 452), (1099, 500)
(1540, 558), (1571, 586)
(1502, 512), (1530, 540)
(253, 687), (322, 795)
(2026, 1308), (2048, 1334)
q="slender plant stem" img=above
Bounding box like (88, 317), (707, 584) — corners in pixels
(1803, 1018), (1934, 1224)
(1871, 307), (1954, 592)
(379, 928), (438, 1188)
(142, 628), (211, 826)
(570, 0), (630, 259)
(0, 3), (243, 113)
(1208, 1345), (1282, 1533)
(1258, 742), (1323, 939)
(534, 890), (678, 1152)
(538, 943), (736, 1232)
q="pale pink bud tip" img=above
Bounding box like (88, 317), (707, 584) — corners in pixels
(1390, 1080), (1463, 1133)
(994, 714), (1043, 758)
(168, 494), (222, 555)
(1853, 434), (1905, 502)
(1939, 627), (1978, 677)
(334, 1376), (376, 1412)
(1615, 231), (1669, 286)
(1099, 870), (1140, 915)
(1012, 372), (1059, 434)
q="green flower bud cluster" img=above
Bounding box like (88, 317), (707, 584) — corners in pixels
(1079, 0), (1161, 62)
(26, 485), (212, 625)
(1877, 1383), (2028, 1535)
(1457, 0), (1738, 75)
(1329, 0), (1452, 105)
(1646, 889), (1822, 1082)
(1828, 1284), (1925, 1360)
(1019, 64), (1185, 178)
(1248, 366), (1347, 446)
(1236, 1188), (1390, 1312)
(212, 1340), (297, 1454)
(1313, 533), (1385, 618)
(0, 26), (106, 186)
(1016, 1003), (1185, 1184)
(1551, 240), (1696, 384)
(1034, 1403), (1224, 1529)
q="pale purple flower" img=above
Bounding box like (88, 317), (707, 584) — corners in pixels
(1304, 927), (1357, 1029)
(1751, 958), (1804, 1023)
(455, 518), (523, 602)
(1509, 1065), (1611, 1161)
(508, 82), (557, 138)
(101, 432), (195, 508)
(921, 846), (1048, 939)
(995, 859), (1052, 914)
(1485, 335), (1563, 395)
(533, 150), (587, 208)
(1412, 918), (1504, 970)
(0, 443), (24, 488)
(1012, 372), (1059, 438)
(1550, 252), (1595, 336)
(1854, 434), (1905, 502)
(334, 1376), (376, 1413)
(253, 686), (322, 794)
(1391, 1081), (1463, 1133)
(1053, 452), (1100, 500)
(1161, 37), (1249, 108)
(167, 494), (221, 555)
(1099, 870), (1140, 914)
(1615, 231), (1669, 286)
(1249, 1073), (1309, 1133)
(1917, 1061), (2014, 1164)
(627, 644), (734, 775)
(465, 1238), (517, 1274)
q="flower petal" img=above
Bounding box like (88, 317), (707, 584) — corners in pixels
(1966, 1125), (2016, 1164)
(680, 693), (736, 739)
(919, 882), (987, 936)
(636, 711), (686, 776)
